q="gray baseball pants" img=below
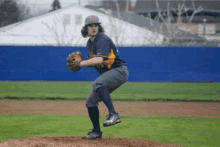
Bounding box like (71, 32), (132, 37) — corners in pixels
(85, 66), (129, 107)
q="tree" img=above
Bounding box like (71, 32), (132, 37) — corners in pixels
(99, 0), (164, 46)
(17, 0), (33, 21)
(42, 13), (83, 46)
(0, 0), (32, 28)
(52, 0), (61, 11)
(0, 0), (19, 27)
(151, 0), (205, 45)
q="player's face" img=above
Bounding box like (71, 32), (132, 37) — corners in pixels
(87, 23), (99, 37)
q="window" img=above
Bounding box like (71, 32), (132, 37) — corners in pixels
(63, 14), (71, 25)
(75, 14), (82, 25)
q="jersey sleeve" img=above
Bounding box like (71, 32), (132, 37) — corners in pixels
(95, 39), (112, 60)
(96, 38), (116, 69)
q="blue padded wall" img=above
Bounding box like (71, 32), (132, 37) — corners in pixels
(0, 46), (219, 82)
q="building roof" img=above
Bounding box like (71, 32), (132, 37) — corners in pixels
(137, 9), (220, 23)
(0, 3), (207, 45)
(134, 0), (220, 13)
(0, 3), (79, 33)
(85, 5), (206, 42)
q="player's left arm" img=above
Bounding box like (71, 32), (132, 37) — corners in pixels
(79, 57), (103, 67)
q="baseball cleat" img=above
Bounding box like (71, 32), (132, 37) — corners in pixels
(82, 129), (102, 139)
(103, 113), (121, 127)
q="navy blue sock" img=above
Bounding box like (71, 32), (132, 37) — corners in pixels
(96, 86), (116, 114)
(87, 106), (101, 132)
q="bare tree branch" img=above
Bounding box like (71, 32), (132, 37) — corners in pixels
(42, 12), (81, 46)
(188, 0), (203, 24)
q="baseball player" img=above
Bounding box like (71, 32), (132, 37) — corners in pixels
(73, 15), (129, 139)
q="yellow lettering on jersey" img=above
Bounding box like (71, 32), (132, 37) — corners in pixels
(103, 49), (115, 68)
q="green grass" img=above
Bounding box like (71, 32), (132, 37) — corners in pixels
(0, 81), (220, 102)
(0, 114), (220, 147)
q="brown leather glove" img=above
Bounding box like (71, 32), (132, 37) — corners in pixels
(66, 51), (83, 72)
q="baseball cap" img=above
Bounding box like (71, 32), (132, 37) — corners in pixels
(85, 15), (101, 26)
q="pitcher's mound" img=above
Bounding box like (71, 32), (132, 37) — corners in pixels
(0, 136), (183, 147)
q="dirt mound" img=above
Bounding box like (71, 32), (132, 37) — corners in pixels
(0, 136), (183, 147)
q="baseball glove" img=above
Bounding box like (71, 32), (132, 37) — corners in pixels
(66, 51), (83, 72)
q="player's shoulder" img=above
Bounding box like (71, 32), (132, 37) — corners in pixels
(98, 33), (110, 39)
(96, 33), (112, 44)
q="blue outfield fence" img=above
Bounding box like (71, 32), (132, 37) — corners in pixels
(0, 46), (220, 82)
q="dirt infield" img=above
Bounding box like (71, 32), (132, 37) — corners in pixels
(1, 99), (220, 117)
(0, 99), (220, 147)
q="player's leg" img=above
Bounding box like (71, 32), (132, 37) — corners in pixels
(93, 66), (129, 114)
(93, 66), (129, 127)
(82, 91), (102, 139)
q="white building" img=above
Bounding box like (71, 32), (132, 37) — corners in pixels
(0, 4), (164, 46)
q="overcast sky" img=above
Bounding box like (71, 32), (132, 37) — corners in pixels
(19, 0), (87, 7)
(18, 0), (137, 16)
(19, 0), (137, 7)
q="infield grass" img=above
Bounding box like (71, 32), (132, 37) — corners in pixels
(0, 81), (220, 102)
(0, 114), (220, 147)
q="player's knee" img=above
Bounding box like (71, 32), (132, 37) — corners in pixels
(85, 100), (96, 108)
(85, 102), (91, 108)
(93, 83), (105, 92)
(85, 96), (99, 108)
